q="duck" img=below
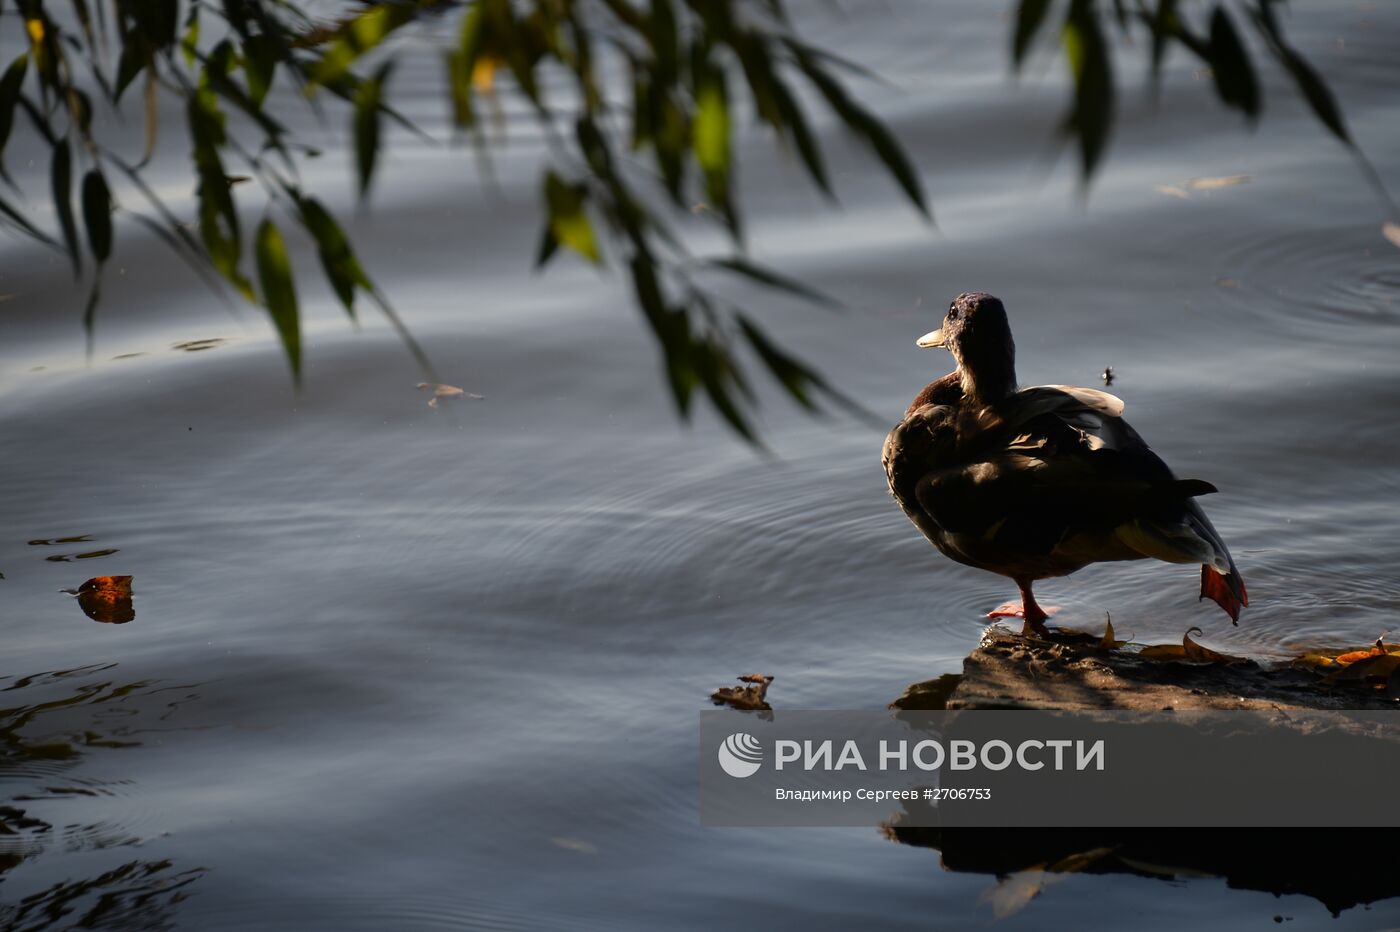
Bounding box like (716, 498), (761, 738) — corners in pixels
(882, 292), (1247, 636)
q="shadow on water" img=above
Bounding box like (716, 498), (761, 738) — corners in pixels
(882, 675), (1400, 919)
(0, 664), (205, 931)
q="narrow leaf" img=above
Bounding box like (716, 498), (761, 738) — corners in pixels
(0, 53), (28, 180)
(1207, 8), (1259, 119)
(243, 33), (276, 107)
(51, 137), (81, 275)
(293, 194), (370, 318)
(255, 219), (301, 380)
(693, 64), (730, 203)
(353, 63), (390, 198)
(1062, 0), (1114, 180)
(709, 258), (842, 309)
(543, 171), (600, 262)
(1013, 0), (1053, 66)
(81, 169), (112, 262)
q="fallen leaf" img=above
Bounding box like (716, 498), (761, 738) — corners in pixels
(1185, 175), (1250, 190)
(1140, 627), (1242, 664)
(712, 674), (775, 711)
(549, 836), (597, 855)
(1097, 614), (1125, 653)
(1335, 647), (1383, 665)
(417, 382), (484, 408)
(1323, 652), (1400, 686)
(75, 576), (134, 624)
(1382, 222), (1400, 251)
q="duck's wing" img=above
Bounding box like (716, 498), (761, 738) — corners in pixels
(964, 386), (1248, 621)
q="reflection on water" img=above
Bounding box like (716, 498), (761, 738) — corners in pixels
(884, 824), (1400, 919)
(0, 666), (204, 931)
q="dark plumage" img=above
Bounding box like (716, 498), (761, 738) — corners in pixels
(882, 292), (1247, 634)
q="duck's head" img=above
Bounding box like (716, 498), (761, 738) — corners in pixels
(917, 292), (1017, 401)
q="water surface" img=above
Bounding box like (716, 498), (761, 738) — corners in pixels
(3, 1), (1400, 927)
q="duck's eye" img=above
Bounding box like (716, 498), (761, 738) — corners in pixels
(947, 307), (957, 320)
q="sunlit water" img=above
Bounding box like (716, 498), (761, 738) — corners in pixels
(3, 1), (1400, 928)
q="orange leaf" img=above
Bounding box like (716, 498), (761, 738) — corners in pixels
(76, 575), (134, 624)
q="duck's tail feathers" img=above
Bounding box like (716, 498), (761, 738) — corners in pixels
(1117, 496), (1248, 625)
(1184, 500), (1248, 625)
(1200, 564), (1248, 624)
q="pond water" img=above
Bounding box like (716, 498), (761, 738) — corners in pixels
(3, 1), (1400, 928)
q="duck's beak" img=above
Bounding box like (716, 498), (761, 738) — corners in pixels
(916, 328), (947, 349)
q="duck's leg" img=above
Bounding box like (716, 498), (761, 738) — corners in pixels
(985, 580), (1056, 635)
(1017, 579), (1050, 637)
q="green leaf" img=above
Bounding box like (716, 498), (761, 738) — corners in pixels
(181, 7), (199, 68)
(708, 257), (842, 309)
(649, 0), (679, 87)
(1254, 16), (1349, 143)
(81, 169), (112, 262)
(293, 194), (371, 318)
(1207, 8), (1259, 119)
(1062, 0), (1114, 180)
(630, 255), (694, 415)
(791, 49), (929, 216)
(534, 224), (559, 269)
(353, 63), (391, 198)
(543, 171), (600, 262)
(1013, 0), (1053, 67)
(692, 63), (730, 203)
(243, 33), (277, 107)
(51, 138), (81, 276)
(308, 3), (416, 89)
(736, 315), (820, 410)
(255, 219), (301, 380)
(769, 74), (831, 197)
(114, 42), (145, 101)
(0, 52), (28, 181)
(1147, 0), (1181, 82)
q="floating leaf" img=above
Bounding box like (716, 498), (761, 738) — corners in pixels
(711, 673), (775, 711)
(75, 575), (134, 624)
(1187, 174), (1250, 190)
(417, 381), (483, 408)
(254, 219), (300, 380)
